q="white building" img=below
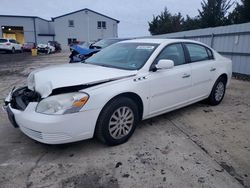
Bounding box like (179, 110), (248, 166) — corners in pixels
(0, 9), (119, 49)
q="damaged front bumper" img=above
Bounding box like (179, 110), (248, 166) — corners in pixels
(3, 87), (41, 128)
(3, 86), (98, 144)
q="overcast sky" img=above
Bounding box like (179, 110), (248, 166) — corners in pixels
(0, 0), (220, 37)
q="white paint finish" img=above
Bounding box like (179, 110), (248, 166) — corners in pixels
(6, 39), (232, 144)
(0, 38), (22, 51)
(27, 63), (137, 98)
(190, 60), (216, 99)
(148, 64), (192, 115)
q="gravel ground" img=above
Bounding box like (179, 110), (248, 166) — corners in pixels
(0, 52), (249, 188)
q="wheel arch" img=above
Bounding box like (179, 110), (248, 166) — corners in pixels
(216, 73), (228, 85)
(99, 92), (144, 121)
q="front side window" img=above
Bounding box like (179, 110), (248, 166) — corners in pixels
(68, 20), (74, 27)
(185, 43), (210, 62)
(156, 43), (186, 66)
(86, 43), (158, 70)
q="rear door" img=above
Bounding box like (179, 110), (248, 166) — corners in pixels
(148, 43), (192, 115)
(9, 39), (17, 49)
(184, 43), (216, 100)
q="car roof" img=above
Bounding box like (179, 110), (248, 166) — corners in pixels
(120, 38), (202, 45)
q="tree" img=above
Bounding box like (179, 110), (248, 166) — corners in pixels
(182, 16), (201, 31)
(228, 0), (250, 24)
(198, 0), (233, 28)
(148, 8), (183, 35)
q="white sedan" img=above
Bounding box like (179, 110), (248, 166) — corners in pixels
(4, 39), (232, 145)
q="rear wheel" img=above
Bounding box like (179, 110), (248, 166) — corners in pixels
(95, 97), (139, 146)
(208, 77), (227, 106)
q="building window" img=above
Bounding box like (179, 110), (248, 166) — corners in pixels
(68, 38), (77, 45)
(97, 21), (106, 29)
(68, 20), (74, 27)
(102, 21), (106, 29)
(97, 21), (102, 29)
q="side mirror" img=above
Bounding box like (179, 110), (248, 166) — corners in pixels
(156, 59), (174, 70)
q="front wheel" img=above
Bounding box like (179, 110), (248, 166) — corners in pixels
(208, 77), (226, 106)
(95, 97), (139, 146)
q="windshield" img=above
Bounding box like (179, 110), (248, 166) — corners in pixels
(85, 42), (158, 70)
(92, 39), (122, 48)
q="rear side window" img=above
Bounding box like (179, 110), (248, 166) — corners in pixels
(185, 43), (211, 62)
(156, 43), (186, 66)
(0, 39), (7, 43)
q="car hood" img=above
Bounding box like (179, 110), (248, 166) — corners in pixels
(27, 63), (137, 98)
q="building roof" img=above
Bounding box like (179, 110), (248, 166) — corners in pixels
(0, 15), (50, 22)
(52, 8), (120, 23)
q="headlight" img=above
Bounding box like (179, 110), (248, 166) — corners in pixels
(36, 92), (89, 115)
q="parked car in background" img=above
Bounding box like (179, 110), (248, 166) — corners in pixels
(4, 39), (232, 146)
(48, 41), (61, 52)
(0, 38), (23, 53)
(69, 38), (131, 63)
(37, 42), (55, 54)
(90, 38), (130, 49)
(69, 43), (99, 63)
(22, 42), (36, 52)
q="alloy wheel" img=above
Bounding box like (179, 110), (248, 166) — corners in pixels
(215, 82), (225, 102)
(108, 106), (134, 139)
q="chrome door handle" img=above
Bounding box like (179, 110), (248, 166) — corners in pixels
(182, 74), (191, 78)
(210, 67), (216, 72)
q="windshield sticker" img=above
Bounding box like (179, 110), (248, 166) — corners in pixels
(136, 46), (155, 50)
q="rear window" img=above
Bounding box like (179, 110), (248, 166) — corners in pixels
(0, 39), (7, 43)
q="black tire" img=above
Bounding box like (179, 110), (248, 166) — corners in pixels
(208, 77), (227, 106)
(95, 97), (139, 146)
(12, 47), (15, 54)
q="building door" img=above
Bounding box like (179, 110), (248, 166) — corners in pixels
(1, 26), (25, 44)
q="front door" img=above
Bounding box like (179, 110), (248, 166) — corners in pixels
(148, 43), (192, 116)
